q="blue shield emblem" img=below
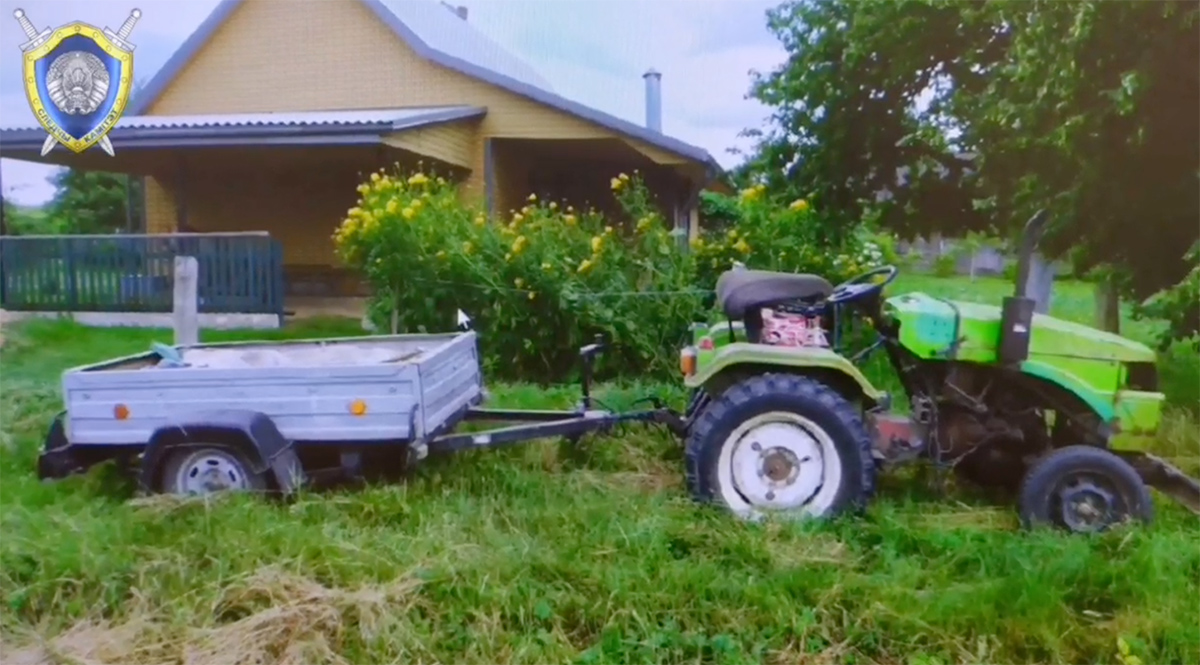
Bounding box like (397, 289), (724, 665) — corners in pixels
(20, 20), (135, 154)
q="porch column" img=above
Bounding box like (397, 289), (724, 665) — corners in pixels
(483, 138), (496, 216)
(175, 157), (190, 232)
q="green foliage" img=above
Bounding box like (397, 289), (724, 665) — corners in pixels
(1136, 241), (1200, 351)
(932, 253), (958, 278)
(746, 0), (1199, 339)
(697, 190), (740, 232)
(332, 171), (892, 382)
(42, 169), (140, 235)
(333, 168), (703, 382)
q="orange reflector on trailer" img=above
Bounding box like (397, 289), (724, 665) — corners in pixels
(114, 404), (130, 420)
(349, 400), (368, 416)
(680, 347), (697, 377)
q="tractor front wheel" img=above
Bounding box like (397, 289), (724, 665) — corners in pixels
(685, 374), (876, 520)
(1018, 445), (1154, 532)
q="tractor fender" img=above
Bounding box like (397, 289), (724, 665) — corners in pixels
(139, 409), (305, 494)
(1018, 360), (1116, 423)
(685, 342), (886, 405)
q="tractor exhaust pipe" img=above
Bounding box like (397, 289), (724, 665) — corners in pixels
(1013, 209), (1050, 299)
(999, 209), (1050, 366)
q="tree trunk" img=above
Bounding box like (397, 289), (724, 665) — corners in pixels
(1094, 276), (1121, 333)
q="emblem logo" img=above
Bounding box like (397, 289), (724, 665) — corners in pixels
(12, 8), (142, 156)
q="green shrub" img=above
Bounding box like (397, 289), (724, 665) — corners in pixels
(932, 253), (958, 278)
(333, 170), (888, 382)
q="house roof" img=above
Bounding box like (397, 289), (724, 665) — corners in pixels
(127, 0), (722, 178)
(0, 107), (486, 151)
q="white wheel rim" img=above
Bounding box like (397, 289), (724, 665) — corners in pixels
(716, 411), (843, 519)
(174, 450), (250, 495)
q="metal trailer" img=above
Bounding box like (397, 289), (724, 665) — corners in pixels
(37, 332), (685, 495)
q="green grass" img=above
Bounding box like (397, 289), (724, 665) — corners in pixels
(1, 277), (1198, 665)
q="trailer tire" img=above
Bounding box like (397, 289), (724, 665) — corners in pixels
(685, 373), (875, 520)
(1019, 445), (1153, 532)
(160, 444), (268, 496)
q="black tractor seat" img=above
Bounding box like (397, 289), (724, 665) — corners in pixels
(715, 268), (834, 320)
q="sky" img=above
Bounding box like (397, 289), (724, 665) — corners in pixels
(0, 0), (788, 207)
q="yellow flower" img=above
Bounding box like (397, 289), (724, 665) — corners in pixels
(521, 205), (532, 215)
(527, 193), (538, 202)
(566, 205), (575, 213)
(636, 216), (653, 232)
(577, 258), (594, 273)
(408, 173), (429, 186)
(541, 262), (553, 271)
(347, 206), (363, 218)
(357, 184), (370, 195)
(591, 236), (603, 253)
(474, 214), (487, 226)
(505, 252), (513, 262)
(734, 238), (751, 254)
(548, 201), (558, 210)
(690, 237), (704, 249)
(462, 241), (473, 254)
(789, 198), (809, 212)
(436, 250), (447, 259)
(411, 198), (423, 210)
(371, 172), (381, 182)
(512, 213), (524, 224)
(604, 225), (614, 235)
(738, 186), (761, 201)
(512, 235), (528, 254)
(527, 291), (536, 301)
(401, 207), (415, 220)
(514, 277), (525, 287)
(564, 214), (577, 226)
(610, 177), (622, 191)
(619, 172), (630, 182)
(386, 199), (398, 214)
(727, 229), (738, 239)
(436, 176), (446, 185)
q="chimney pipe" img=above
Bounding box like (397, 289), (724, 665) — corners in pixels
(643, 68), (662, 133)
(441, 2), (468, 20)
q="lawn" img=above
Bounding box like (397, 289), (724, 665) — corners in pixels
(0, 276), (1197, 665)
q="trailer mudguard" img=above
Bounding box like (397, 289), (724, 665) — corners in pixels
(140, 410), (305, 494)
(685, 342), (886, 404)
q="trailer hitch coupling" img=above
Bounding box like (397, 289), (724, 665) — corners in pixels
(1114, 450), (1200, 515)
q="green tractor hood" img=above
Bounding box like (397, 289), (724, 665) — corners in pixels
(884, 292), (1163, 434)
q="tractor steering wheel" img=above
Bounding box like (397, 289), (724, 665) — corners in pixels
(827, 265), (899, 305)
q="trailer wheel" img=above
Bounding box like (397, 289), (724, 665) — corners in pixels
(685, 373), (875, 520)
(160, 445), (267, 496)
(1019, 445), (1153, 532)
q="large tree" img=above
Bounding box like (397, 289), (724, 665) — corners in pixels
(45, 169), (139, 235)
(746, 0), (1198, 302)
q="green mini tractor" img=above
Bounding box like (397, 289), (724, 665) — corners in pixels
(678, 212), (1199, 532)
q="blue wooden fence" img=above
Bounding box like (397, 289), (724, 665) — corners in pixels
(0, 233), (284, 316)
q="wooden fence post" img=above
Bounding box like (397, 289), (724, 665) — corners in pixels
(173, 256), (199, 346)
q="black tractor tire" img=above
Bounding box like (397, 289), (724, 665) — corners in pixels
(685, 373), (876, 520)
(1018, 445), (1154, 532)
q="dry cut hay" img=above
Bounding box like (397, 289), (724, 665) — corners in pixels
(2, 566), (423, 665)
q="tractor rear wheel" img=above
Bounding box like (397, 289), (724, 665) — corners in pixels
(685, 373), (876, 520)
(1018, 445), (1153, 532)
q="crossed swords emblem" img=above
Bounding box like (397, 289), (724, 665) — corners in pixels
(12, 7), (142, 156)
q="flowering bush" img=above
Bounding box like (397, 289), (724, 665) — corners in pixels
(333, 167), (703, 382)
(690, 185), (897, 288)
(332, 169), (898, 382)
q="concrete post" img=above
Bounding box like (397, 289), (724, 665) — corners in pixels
(173, 256), (199, 346)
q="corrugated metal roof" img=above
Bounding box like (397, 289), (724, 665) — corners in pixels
(0, 107), (484, 133)
(378, 0), (555, 92)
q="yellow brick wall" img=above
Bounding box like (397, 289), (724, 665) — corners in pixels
(383, 119), (478, 169)
(144, 176), (176, 233)
(143, 0), (700, 202)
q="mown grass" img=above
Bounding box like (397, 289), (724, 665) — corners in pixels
(1, 276), (1197, 665)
